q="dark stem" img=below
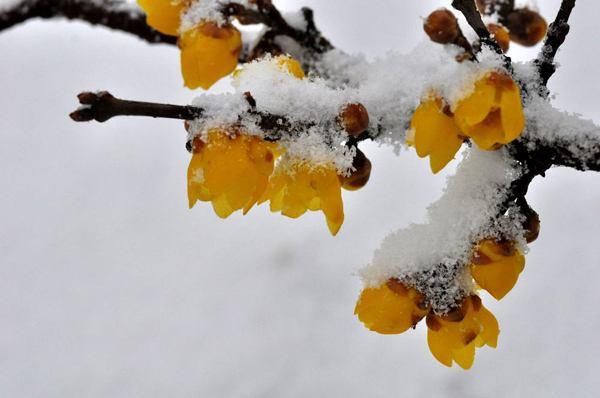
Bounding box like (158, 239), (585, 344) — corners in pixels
(70, 92), (203, 123)
(69, 91), (297, 141)
(536, 0), (577, 87)
(224, 1), (333, 55)
(0, 0), (177, 45)
(451, 0), (512, 67)
(1, 0), (334, 64)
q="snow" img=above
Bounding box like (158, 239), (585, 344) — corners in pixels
(360, 148), (524, 312)
(187, 44), (508, 173)
(524, 95), (600, 169)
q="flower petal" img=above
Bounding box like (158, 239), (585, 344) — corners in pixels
(180, 24), (242, 89)
(500, 85), (526, 143)
(429, 131), (463, 174)
(137, 0), (184, 36)
(453, 342), (476, 370)
(455, 80), (496, 127)
(427, 329), (454, 367)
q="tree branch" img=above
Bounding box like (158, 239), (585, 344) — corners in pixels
(0, 0), (177, 45)
(0, 0), (333, 62)
(536, 0), (577, 86)
(451, 0), (511, 66)
(69, 91), (304, 144)
(69, 92), (203, 123)
(225, 1), (333, 55)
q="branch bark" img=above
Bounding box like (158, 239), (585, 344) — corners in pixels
(536, 0), (577, 86)
(70, 92), (203, 123)
(0, 0), (177, 45)
(0, 0), (333, 60)
(69, 91), (306, 144)
(451, 0), (511, 67)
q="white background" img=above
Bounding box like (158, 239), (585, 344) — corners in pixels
(1, 0), (599, 396)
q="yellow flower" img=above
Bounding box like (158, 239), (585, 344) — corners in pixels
(260, 159), (344, 235)
(426, 295), (499, 369)
(409, 72), (526, 173)
(408, 96), (464, 174)
(137, 1), (242, 89)
(188, 129), (279, 218)
(470, 239), (525, 300)
(180, 22), (242, 90)
(275, 55), (305, 79)
(355, 279), (429, 335)
(137, 0), (186, 36)
(233, 54), (306, 81)
(454, 72), (525, 150)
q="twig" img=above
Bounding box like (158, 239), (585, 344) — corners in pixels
(0, 0), (177, 45)
(451, 0), (511, 67)
(69, 91), (298, 142)
(536, 0), (577, 86)
(70, 92), (203, 123)
(1, 0), (334, 62)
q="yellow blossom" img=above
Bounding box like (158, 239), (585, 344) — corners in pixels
(408, 96), (464, 174)
(137, 1), (242, 89)
(188, 129), (279, 218)
(426, 295), (499, 369)
(470, 239), (525, 300)
(454, 72), (525, 150)
(233, 55), (306, 81)
(260, 159), (344, 235)
(355, 279), (429, 335)
(137, 0), (186, 36)
(275, 55), (306, 79)
(180, 22), (242, 89)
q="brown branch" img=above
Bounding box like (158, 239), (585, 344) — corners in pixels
(0, 0), (177, 45)
(70, 92), (203, 123)
(224, 1), (333, 55)
(536, 0), (577, 86)
(499, 130), (600, 220)
(1, 0), (333, 64)
(451, 0), (511, 67)
(70, 91), (379, 153)
(70, 91), (298, 142)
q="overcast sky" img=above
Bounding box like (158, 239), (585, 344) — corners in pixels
(1, 1), (599, 397)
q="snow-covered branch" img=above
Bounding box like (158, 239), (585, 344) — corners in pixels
(536, 0), (577, 86)
(515, 96), (600, 173)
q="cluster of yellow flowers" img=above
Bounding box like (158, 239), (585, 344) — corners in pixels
(137, 0), (537, 371)
(187, 130), (347, 235)
(355, 239), (525, 369)
(408, 71), (525, 173)
(138, 0), (242, 89)
(185, 55), (370, 235)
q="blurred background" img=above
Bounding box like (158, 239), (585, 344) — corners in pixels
(1, 0), (599, 396)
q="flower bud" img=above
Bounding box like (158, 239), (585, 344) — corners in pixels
(339, 103), (370, 137)
(340, 148), (371, 191)
(487, 23), (510, 53)
(189, 136), (205, 154)
(506, 8), (548, 47)
(522, 207), (541, 243)
(423, 9), (459, 44)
